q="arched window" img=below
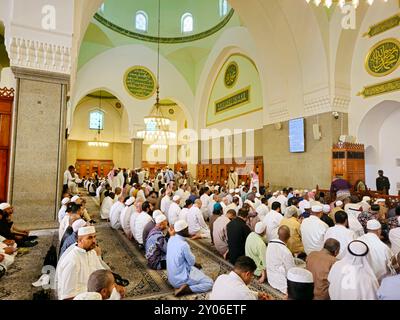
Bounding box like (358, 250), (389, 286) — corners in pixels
(135, 11), (148, 32)
(181, 13), (193, 33)
(100, 3), (105, 13)
(89, 110), (104, 130)
(219, 0), (229, 17)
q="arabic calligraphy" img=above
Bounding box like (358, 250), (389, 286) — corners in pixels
(358, 78), (400, 98)
(124, 66), (156, 100)
(224, 62), (239, 88)
(366, 39), (400, 77)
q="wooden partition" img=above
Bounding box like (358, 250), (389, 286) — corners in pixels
(75, 160), (114, 179)
(0, 88), (14, 202)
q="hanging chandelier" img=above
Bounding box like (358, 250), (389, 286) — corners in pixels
(136, 0), (176, 148)
(305, 0), (382, 8)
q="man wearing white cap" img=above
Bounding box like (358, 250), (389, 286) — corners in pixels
(245, 222), (267, 283)
(253, 193), (262, 210)
(187, 199), (210, 239)
(142, 210), (163, 245)
(300, 205), (329, 255)
(267, 192), (278, 209)
(129, 201), (143, 242)
(145, 214), (170, 270)
(360, 196), (371, 212)
(287, 267), (314, 300)
(358, 219), (394, 280)
(120, 197), (135, 239)
(58, 198), (70, 223)
(234, 189), (243, 208)
(265, 225), (295, 294)
(200, 188), (211, 221)
(255, 197), (269, 221)
(168, 195), (182, 226)
(133, 201), (153, 246)
(276, 191), (288, 213)
(100, 191), (115, 220)
(328, 240), (379, 300)
(160, 189), (172, 216)
(59, 203), (82, 242)
(167, 220), (213, 296)
(262, 202), (283, 242)
(109, 196), (125, 230)
(59, 219), (87, 257)
(56, 226), (124, 300)
(227, 167), (238, 191)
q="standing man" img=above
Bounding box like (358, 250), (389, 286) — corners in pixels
(63, 165), (76, 194)
(376, 170), (390, 195)
(227, 167), (238, 191)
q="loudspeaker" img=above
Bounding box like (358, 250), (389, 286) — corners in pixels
(313, 124), (321, 140)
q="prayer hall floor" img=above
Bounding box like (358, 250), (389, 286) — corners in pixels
(0, 193), (285, 300)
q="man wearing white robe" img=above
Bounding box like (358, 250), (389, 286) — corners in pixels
(324, 210), (356, 260)
(328, 240), (379, 300)
(300, 205), (329, 255)
(59, 203), (82, 241)
(276, 192), (288, 213)
(224, 197), (239, 216)
(345, 204), (365, 237)
(100, 192), (114, 220)
(200, 189), (211, 221)
(265, 225), (295, 294)
(168, 195), (181, 226)
(109, 196), (125, 230)
(160, 191), (172, 216)
(358, 219), (393, 280)
(267, 192), (278, 209)
(133, 202), (152, 245)
(256, 198), (269, 221)
(389, 225), (400, 256)
(120, 198), (135, 239)
(129, 201), (142, 242)
(262, 202), (283, 242)
(0, 235), (17, 270)
(116, 170), (125, 190)
(187, 199), (210, 238)
(58, 198), (70, 223)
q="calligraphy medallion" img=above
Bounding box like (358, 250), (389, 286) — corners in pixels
(224, 62), (239, 88)
(365, 38), (400, 77)
(124, 66), (156, 100)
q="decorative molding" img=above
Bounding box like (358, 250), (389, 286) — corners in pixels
(93, 9), (235, 44)
(358, 77), (400, 98)
(11, 66), (70, 86)
(268, 101), (289, 122)
(363, 13), (400, 38)
(0, 87), (15, 100)
(304, 95), (331, 115)
(332, 95), (350, 113)
(7, 37), (71, 74)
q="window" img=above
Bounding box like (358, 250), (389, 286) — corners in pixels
(100, 3), (105, 13)
(181, 13), (193, 33)
(89, 110), (104, 130)
(219, 0), (229, 17)
(135, 11), (148, 32)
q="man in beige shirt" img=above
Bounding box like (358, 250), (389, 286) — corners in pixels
(280, 206), (304, 256)
(306, 238), (340, 300)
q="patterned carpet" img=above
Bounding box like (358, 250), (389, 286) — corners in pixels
(0, 191), (285, 300)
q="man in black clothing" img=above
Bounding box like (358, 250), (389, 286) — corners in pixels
(376, 170), (390, 195)
(226, 208), (251, 265)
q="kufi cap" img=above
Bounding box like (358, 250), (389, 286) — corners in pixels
(72, 219), (87, 233)
(375, 198), (386, 204)
(173, 195), (181, 202)
(286, 206), (299, 218)
(367, 219), (381, 231)
(273, 192), (279, 197)
(214, 186), (220, 191)
(256, 193), (261, 198)
(174, 220), (188, 232)
(235, 188), (240, 193)
(61, 198), (70, 205)
(335, 200), (343, 207)
(362, 196), (371, 202)
(213, 203), (222, 212)
(311, 205), (323, 213)
(73, 292), (102, 300)
(244, 199), (254, 207)
(303, 201), (311, 209)
(71, 195), (80, 203)
(287, 267), (313, 284)
(155, 214), (167, 224)
(77, 226), (96, 236)
(229, 189), (235, 194)
(294, 190), (300, 195)
(348, 240), (369, 256)
(323, 205), (331, 214)
(152, 210), (163, 220)
(241, 182), (245, 186)
(125, 197), (135, 206)
(255, 222), (266, 235)
(0, 203), (11, 211)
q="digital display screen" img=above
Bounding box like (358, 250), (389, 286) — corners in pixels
(289, 118), (305, 153)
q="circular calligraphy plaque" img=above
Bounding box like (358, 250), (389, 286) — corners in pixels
(365, 38), (400, 77)
(224, 61), (239, 88)
(124, 66), (156, 99)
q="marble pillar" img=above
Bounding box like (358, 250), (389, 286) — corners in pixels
(8, 67), (69, 224)
(132, 138), (144, 169)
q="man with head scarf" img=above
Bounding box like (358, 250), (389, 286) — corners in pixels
(280, 206), (304, 256)
(145, 214), (170, 270)
(328, 240), (379, 300)
(245, 222), (267, 283)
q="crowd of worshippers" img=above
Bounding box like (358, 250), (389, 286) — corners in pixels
(0, 203), (38, 279)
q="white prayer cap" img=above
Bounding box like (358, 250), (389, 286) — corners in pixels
(347, 240), (369, 256)
(287, 267), (313, 284)
(152, 210), (163, 220)
(125, 197), (135, 206)
(367, 219), (381, 231)
(255, 222), (266, 235)
(294, 190), (300, 195)
(256, 193), (261, 198)
(362, 196), (371, 202)
(303, 202), (311, 209)
(235, 188), (240, 193)
(335, 200), (343, 207)
(173, 195), (181, 202)
(273, 192), (279, 197)
(77, 226), (96, 236)
(174, 220), (188, 232)
(0, 203), (11, 211)
(72, 219), (87, 233)
(312, 189), (317, 193)
(311, 205), (323, 213)
(244, 199), (254, 206)
(228, 189), (234, 194)
(71, 195), (80, 203)
(241, 182), (245, 186)
(304, 189), (309, 193)
(73, 292), (102, 300)
(155, 214), (167, 224)
(61, 197), (70, 205)
(323, 205), (331, 214)
(141, 183), (147, 188)
(375, 198), (386, 204)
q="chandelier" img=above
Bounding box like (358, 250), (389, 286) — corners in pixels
(305, 0), (381, 8)
(136, 0), (176, 149)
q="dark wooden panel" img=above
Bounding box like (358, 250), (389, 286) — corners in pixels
(0, 149), (8, 202)
(0, 114), (11, 147)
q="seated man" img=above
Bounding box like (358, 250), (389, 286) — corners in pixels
(145, 215), (170, 270)
(209, 256), (271, 300)
(166, 220), (213, 296)
(245, 222), (267, 283)
(100, 191), (115, 221)
(286, 267), (314, 300)
(0, 234), (17, 276)
(59, 219), (87, 258)
(74, 270), (117, 300)
(213, 209), (236, 257)
(377, 252), (400, 300)
(133, 201), (153, 247)
(187, 199), (211, 239)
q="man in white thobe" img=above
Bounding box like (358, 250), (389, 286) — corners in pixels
(210, 256), (270, 300)
(187, 199), (210, 239)
(328, 240), (379, 300)
(256, 198), (269, 221)
(300, 205), (329, 255)
(160, 191), (172, 216)
(200, 189), (211, 221)
(100, 192), (114, 220)
(389, 224), (400, 256)
(120, 197), (135, 239)
(265, 225), (295, 294)
(133, 201), (153, 246)
(0, 235), (17, 271)
(324, 210), (356, 259)
(276, 192), (288, 213)
(224, 197), (239, 215)
(262, 202), (283, 242)
(168, 195), (181, 226)
(358, 219), (394, 280)
(109, 196), (125, 230)
(58, 197), (70, 223)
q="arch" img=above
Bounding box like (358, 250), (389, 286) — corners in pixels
(135, 10), (148, 32)
(181, 13), (194, 33)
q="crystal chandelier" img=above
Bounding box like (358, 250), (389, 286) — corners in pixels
(136, 0), (176, 149)
(305, 0), (382, 8)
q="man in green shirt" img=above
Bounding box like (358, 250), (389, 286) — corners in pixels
(245, 222), (267, 283)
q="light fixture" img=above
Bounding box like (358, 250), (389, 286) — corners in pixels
(136, 0), (176, 149)
(305, 0), (384, 8)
